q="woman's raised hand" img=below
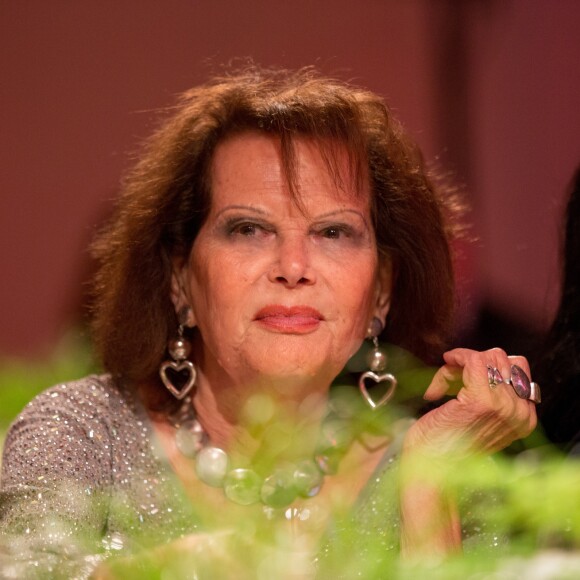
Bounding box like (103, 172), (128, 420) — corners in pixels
(405, 348), (538, 458)
(399, 348), (538, 557)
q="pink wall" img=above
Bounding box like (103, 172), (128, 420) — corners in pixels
(1, 1), (579, 358)
(470, 1), (580, 328)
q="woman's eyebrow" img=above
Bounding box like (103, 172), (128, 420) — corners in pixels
(214, 205), (269, 219)
(313, 209), (367, 220)
(214, 205), (368, 224)
(311, 209), (371, 229)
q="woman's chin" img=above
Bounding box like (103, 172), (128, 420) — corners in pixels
(209, 335), (353, 392)
(241, 355), (343, 393)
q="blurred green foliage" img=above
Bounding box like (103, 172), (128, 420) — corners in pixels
(0, 337), (578, 577)
(101, 448), (580, 578)
(0, 332), (98, 445)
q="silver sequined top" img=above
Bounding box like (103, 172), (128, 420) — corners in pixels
(0, 375), (199, 578)
(0, 375), (500, 578)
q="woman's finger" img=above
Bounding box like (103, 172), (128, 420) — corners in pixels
(423, 364), (463, 401)
(425, 348), (537, 405)
(424, 348), (500, 401)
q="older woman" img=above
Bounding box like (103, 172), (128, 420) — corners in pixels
(0, 67), (538, 577)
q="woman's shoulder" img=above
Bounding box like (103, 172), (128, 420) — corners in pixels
(0, 374), (149, 489)
(2, 374), (145, 461)
(12, 373), (136, 423)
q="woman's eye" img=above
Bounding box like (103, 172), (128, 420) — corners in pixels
(228, 221), (272, 238)
(236, 223), (258, 236)
(319, 226), (350, 239)
(323, 227), (341, 239)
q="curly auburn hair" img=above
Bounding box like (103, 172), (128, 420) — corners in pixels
(91, 66), (460, 402)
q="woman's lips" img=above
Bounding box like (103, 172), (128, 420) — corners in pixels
(254, 305), (324, 334)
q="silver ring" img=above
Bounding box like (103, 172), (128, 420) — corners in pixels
(487, 365), (503, 388)
(506, 365), (541, 404)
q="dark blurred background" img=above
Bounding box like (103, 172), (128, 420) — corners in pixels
(1, 0), (579, 366)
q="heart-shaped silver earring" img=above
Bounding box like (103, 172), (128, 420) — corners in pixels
(159, 308), (197, 400)
(359, 372), (397, 409)
(358, 317), (397, 409)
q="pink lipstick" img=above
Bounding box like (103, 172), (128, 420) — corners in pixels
(254, 305), (323, 334)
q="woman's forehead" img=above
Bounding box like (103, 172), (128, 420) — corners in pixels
(209, 131), (370, 209)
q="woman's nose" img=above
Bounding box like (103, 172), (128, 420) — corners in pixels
(267, 235), (315, 287)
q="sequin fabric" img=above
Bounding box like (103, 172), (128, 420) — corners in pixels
(0, 375), (198, 578)
(0, 375), (504, 578)
(316, 436), (507, 578)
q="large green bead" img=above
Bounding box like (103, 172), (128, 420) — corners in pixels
(260, 470), (297, 508)
(223, 468), (262, 505)
(293, 459), (324, 498)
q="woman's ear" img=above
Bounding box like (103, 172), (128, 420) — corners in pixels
(374, 259), (394, 322)
(375, 287), (391, 323)
(170, 258), (197, 327)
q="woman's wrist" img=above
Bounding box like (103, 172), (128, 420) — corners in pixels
(399, 424), (463, 557)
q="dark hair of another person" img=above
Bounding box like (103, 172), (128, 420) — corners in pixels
(90, 66), (461, 408)
(535, 166), (580, 451)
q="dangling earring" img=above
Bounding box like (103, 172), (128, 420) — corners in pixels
(159, 307), (197, 400)
(358, 317), (397, 409)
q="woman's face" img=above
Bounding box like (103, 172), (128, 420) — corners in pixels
(173, 132), (391, 393)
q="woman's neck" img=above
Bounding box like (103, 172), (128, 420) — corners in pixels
(191, 370), (330, 463)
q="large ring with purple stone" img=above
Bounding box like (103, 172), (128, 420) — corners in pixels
(487, 365), (503, 388)
(505, 364), (541, 404)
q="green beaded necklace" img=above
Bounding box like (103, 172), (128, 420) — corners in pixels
(169, 394), (386, 509)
